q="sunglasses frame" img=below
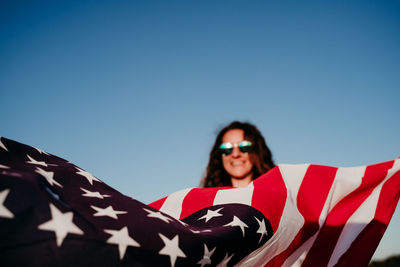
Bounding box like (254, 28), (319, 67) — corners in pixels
(219, 140), (253, 155)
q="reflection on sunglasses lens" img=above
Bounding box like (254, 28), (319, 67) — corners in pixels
(219, 141), (252, 155)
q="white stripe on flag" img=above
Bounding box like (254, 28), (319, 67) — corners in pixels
(213, 183), (254, 206)
(326, 165), (366, 212)
(328, 159), (400, 266)
(283, 165), (366, 267)
(237, 164), (309, 266)
(159, 188), (192, 219)
(283, 233), (316, 267)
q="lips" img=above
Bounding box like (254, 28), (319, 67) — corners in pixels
(232, 161), (245, 166)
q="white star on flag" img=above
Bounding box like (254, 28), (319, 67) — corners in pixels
(104, 226), (140, 260)
(0, 164), (10, 169)
(38, 203), (84, 247)
(81, 187), (110, 199)
(224, 216), (248, 237)
(216, 253), (234, 267)
(198, 207), (223, 223)
(198, 243), (216, 267)
(34, 147), (49, 155)
(0, 137), (8, 151)
(26, 154), (48, 167)
(143, 208), (173, 223)
(35, 167), (63, 188)
(76, 167), (100, 185)
(158, 233), (186, 267)
(91, 205), (127, 219)
(255, 216), (268, 243)
(0, 189), (14, 219)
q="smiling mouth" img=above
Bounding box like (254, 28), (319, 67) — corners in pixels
(232, 161), (245, 166)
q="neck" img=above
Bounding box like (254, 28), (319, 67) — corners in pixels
(231, 174), (252, 188)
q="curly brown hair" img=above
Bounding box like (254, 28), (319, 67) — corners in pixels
(200, 121), (275, 187)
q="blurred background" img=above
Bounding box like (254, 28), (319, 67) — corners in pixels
(1, 0), (399, 261)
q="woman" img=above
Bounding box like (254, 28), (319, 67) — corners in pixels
(201, 121), (275, 188)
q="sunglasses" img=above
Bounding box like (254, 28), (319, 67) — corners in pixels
(219, 140), (253, 155)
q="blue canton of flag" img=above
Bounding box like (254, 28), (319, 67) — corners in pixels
(0, 137), (272, 266)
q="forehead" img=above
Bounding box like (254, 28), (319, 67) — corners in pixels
(222, 129), (245, 143)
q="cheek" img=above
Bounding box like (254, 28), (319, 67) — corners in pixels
(243, 153), (251, 162)
(245, 154), (254, 167)
(222, 155), (229, 168)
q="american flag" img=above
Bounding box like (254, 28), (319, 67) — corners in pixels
(0, 137), (399, 266)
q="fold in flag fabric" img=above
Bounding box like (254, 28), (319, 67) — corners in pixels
(0, 137), (399, 266)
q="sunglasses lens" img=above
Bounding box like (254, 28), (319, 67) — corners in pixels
(219, 141), (252, 155)
(220, 148), (233, 155)
(239, 140), (253, 153)
(219, 142), (233, 155)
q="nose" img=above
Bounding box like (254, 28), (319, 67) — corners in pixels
(231, 147), (241, 157)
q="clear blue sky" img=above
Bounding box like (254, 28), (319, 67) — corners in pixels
(1, 0), (399, 260)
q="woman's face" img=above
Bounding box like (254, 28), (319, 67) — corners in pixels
(221, 129), (254, 184)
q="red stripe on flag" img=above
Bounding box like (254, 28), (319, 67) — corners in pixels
(180, 187), (221, 219)
(252, 167), (287, 233)
(267, 164), (337, 267)
(374, 164), (400, 225)
(335, 221), (387, 267)
(302, 160), (394, 267)
(335, 163), (400, 266)
(148, 196), (167, 210)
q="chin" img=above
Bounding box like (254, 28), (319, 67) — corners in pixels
(232, 174), (251, 180)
